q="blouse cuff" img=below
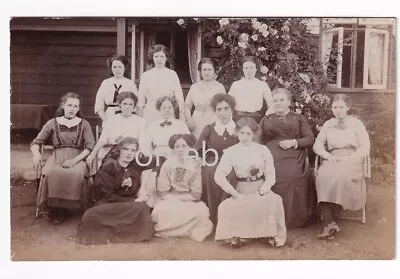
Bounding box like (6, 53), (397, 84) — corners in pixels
(293, 139), (298, 149)
(31, 140), (43, 147)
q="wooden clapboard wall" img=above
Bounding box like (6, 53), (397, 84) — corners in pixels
(10, 17), (121, 126)
(10, 30), (117, 126)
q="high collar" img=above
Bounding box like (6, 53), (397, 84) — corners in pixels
(214, 120), (236, 136)
(275, 109), (291, 116)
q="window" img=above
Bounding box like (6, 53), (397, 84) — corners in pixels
(320, 18), (393, 90)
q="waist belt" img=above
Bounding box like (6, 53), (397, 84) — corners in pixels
(106, 104), (119, 108)
(237, 175), (265, 182)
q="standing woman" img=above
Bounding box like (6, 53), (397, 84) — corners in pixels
(31, 93), (95, 224)
(214, 117), (286, 247)
(94, 55), (138, 124)
(228, 56), (274, 123)
(258, 88), (314, 229)
(137, 44), (186, 123)
(313, 94), (370, 239)
(185, 58), (226, 138)
(194, 94), (239, 225)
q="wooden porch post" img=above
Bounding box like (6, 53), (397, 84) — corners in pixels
(131, 24), (136, 82)
(196, 24), (203, 81)
(117, 18), (126, 56)
(139, 31), (145, 77)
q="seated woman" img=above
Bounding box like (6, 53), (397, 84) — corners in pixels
(258, 88), (314, 229)
(214, 117), (286, 248)
(31, 92), (95, 224)
(77, 137), (159, 245)
(313, 94), (370, 239)
(194, 93), (239, 225)
(86, 91), (146, 175)
(142, 96), (190, 159)
(151, 134), (213, 242)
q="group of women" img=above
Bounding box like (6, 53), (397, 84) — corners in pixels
(30, 43), (371, 248)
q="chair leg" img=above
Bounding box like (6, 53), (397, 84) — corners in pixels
(361, 206), (366, 224)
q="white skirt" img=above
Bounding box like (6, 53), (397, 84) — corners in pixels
(215, 180), (287, 246)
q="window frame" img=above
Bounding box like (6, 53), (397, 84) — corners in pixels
(319, 18), (393, 91)
(321, 27), (344, 88)
(363, 28), (390, 90)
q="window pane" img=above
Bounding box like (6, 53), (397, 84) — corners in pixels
(341, 31), (353, 88)
(326, 33), (338, 84)
(367, 31), (386, 85)
(355, 30), (365, 88)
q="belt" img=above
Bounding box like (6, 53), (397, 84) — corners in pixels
(237, 175), (265, 182)
(107, 104), (119, 108)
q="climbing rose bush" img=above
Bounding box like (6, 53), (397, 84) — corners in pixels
(177, 17), (333, 134)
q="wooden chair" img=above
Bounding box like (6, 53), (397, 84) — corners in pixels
(35, 144), (54, 218)
(314, 155), (371, 224)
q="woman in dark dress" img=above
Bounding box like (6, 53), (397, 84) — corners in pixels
(258, 88), (314, 229)
(77, 137), (159, 245)
(194, 94), (239, 225)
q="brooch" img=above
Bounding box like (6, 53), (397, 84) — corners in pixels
(249, 167), (260, 181)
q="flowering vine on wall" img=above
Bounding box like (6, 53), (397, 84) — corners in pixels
(177, 17), (333, 134)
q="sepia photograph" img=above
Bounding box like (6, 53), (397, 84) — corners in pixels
(8, 15), (396, 263)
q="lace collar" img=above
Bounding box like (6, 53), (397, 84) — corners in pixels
(56, 116), (82, 128)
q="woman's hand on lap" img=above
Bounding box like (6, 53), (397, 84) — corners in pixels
(63, 158), (78, 168)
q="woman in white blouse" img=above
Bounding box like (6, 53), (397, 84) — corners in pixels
(94, 55), (138, 125)
(142, 96), (190, 159)
(87, 91), (146, 174)
(313, 94), (370, 239)
(151, 134), (213, 242)
(228, 56), (274, 123)
(137, 44), (185, 124)
(185, 58), (226, 138)
(214, 117), (286, 248)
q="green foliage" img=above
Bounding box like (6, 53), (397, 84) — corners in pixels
(178, 17), (334, 134)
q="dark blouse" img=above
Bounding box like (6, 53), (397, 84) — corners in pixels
(97, 155), (160, 203)
(31, 118), (95, 151)
(194, 123), (239, 164)
(259, 112), (314, 148)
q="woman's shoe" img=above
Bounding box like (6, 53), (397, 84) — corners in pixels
(317, 225), (332, 239)
(328, 222), (341, 236)
(267, 237), (277, 247)
(230, 237), (242, 248)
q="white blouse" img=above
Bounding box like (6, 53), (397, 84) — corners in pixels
(313, 116), (370, 159)
(99, 114), (146, 148)
(142, 118), (190, 157)
(138, 67), (184, 107)
(94, 77), (138, 114)
(228, 78), (273, 113)
(215, 142), (276, 192)
(185, 80), (226, 111)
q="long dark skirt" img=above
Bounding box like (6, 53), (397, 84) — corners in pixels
(269, 144), (315, 229)
(77, 200), (154, 245)
(201, 165), (236, 225)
